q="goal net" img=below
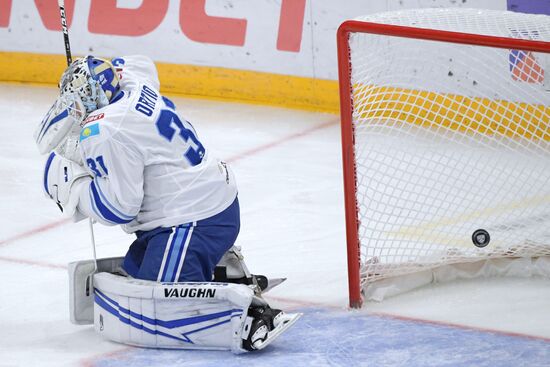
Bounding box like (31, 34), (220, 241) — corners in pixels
(337, 8), (550, 307)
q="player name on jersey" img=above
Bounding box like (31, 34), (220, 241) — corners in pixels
(135, 84), (158, 117)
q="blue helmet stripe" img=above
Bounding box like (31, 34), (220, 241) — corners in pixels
(110, 90), (125, 105)
(87, 56), (120, 100)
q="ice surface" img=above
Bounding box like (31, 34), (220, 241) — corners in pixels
(0, 84), (549, 366)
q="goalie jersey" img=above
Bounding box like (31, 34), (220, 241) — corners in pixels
(76, 55), (237, 233)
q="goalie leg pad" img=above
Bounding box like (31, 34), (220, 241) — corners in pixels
(92, 272), (255, 353)
(68, 257), (125, 325)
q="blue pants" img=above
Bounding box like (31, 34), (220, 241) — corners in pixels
(122, 198), (240, 282)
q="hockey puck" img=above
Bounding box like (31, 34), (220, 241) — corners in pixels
(472, 229), (490, 248)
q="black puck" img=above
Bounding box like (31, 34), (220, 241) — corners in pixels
(472, 229), (490, 248)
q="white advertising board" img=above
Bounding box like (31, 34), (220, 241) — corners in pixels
(0, 0), (512, 80)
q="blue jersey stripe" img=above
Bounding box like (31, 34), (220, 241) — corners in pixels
(89, 187), (114, 224)
(93, 180), (134, 220)
(89, 183), (120, 224)
(90, 181), (134, 224)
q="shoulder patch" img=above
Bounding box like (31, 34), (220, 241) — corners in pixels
(80, 123), (100, 141)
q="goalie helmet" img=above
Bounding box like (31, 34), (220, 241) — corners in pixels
(59, 55), (120, 114)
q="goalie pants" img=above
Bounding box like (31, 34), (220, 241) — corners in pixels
(122, 197), (240, 282)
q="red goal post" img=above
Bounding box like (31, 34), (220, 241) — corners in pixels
(337, 10), (550, 309)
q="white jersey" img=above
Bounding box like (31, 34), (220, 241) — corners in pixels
(76, 55), (237, 233)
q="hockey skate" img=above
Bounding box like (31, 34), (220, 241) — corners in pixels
(242, 305), (302, 351)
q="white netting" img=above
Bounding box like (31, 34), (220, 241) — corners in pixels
(344, 9), (550, 295)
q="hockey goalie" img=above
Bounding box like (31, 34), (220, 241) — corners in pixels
(33, 55), (300, 353)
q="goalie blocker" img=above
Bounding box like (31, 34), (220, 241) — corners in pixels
(69, 258), (300, 353)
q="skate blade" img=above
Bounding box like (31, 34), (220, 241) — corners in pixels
(261, 277), (287, 294)
(253, 312), (302, 351)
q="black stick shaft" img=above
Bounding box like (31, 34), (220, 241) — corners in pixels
(58, 0), (72, 66)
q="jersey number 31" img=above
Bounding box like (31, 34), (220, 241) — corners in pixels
(156, 100), (205, 167)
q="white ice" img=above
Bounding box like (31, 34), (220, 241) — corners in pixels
(0, 84), (549, 366)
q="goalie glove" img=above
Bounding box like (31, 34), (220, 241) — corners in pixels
(34, 95), (86, 157)
(43, 152), (92, 218)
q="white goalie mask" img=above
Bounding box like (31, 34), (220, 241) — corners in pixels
(34, 56), (120, 163)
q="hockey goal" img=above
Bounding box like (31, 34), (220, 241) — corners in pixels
(337, 8), (550, 308)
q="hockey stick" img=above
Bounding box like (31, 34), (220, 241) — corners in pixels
(58, 0), (72, 65)
(85, 217), (98, 296)
(57, 0), (99, 289)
